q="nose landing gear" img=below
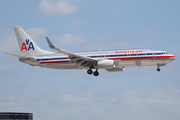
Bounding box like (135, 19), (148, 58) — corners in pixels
(157, 67), (160, 72)
(157, 63), (166, 72)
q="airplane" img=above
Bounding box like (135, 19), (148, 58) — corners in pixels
(5, 26), (176, 76)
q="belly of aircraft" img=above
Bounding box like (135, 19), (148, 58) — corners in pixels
(117, 58), (171, 67)
(38, 62), (80, 69)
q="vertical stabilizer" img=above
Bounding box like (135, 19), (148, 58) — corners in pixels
(14, 26), (53, 56)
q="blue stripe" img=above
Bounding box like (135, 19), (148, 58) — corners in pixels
(37, 57), (68, 61)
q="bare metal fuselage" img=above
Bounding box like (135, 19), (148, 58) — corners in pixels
(21, 49), (175, 70)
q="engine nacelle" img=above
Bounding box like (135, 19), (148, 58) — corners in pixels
(98, 60), (115, 69)
(107, 67), (124, 72)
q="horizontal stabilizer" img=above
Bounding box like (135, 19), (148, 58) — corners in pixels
(5, 53), (30, 59)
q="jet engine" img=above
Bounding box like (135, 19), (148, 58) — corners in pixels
(97, 60), (115, 69)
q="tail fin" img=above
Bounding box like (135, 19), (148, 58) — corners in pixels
(14, 26), (53, 56)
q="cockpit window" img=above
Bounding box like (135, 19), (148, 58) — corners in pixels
(161, 52), (168, 54)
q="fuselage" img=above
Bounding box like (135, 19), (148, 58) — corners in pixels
(22, 49), (176, 70)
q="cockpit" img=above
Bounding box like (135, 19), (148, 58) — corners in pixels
(161, 52), (168, 54)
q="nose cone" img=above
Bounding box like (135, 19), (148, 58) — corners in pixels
(170, 55), (176, 61)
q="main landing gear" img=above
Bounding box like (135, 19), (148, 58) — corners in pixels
(93, 70), (99, 76)
(87, 69), (99, 76)
(87, 69), (93, 75)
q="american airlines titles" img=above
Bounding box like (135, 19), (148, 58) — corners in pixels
(115, 50), (142, 54)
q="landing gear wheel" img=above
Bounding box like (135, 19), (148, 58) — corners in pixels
(87, 69), (93, 75)
(93, 71), (99, 76)
(157, 68), (160, 72)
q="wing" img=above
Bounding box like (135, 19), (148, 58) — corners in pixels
(46, 37), (97, 67)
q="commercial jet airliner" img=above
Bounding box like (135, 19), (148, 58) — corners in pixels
(6, 26), (176, 76)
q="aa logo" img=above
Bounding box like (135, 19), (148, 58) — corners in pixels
(21, 39), (35, 51)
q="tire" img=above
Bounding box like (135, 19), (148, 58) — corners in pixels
(93, 71), (99, 76)
(87, 69), (93, 75)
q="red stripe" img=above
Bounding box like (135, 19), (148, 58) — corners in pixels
(39, 60), (70, 64)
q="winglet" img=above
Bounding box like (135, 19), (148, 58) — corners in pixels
(45, 37), (97, 63)
(46, 37), (55, 49)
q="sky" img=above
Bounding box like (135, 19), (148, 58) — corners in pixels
(0, 0), (180, 120)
